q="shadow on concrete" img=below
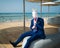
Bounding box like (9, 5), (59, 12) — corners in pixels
(0, 26), (59, 44)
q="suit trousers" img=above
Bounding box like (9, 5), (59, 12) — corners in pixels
(14, 31), (44, 48)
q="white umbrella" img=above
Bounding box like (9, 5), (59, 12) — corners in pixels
(42, 2), (58, 6)
(26, 0), (56, 17)
(42, 2), (59, 17)
(23, 0), (56, 31)
(26, 0), (56, 2)
(55, 0), (60, 4)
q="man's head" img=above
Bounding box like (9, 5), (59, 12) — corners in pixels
(32, 9), (38, 18)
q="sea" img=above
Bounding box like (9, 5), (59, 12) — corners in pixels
(0, 13), (60, 22)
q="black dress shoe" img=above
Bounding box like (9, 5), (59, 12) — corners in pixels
(9, 41), (17, 47)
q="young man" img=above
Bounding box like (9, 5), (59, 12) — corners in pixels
(9, 9), (46, 48)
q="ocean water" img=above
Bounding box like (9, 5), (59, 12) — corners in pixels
(0, 13), (59, 22)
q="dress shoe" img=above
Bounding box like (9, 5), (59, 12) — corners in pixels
(9, 41), (17, 47)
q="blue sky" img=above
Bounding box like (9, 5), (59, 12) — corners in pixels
(0, 0), (60, 13)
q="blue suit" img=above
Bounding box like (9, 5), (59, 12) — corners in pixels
(13, 17), (46, 48)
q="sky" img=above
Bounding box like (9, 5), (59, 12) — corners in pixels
(0, 0), (60, 13)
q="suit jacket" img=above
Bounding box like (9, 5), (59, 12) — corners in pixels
(30, 17), (46, 39)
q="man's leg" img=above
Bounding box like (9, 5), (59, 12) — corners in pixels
(14, 31), (33, 45)
(10, 31), (33, 47)
(24, 33), (40, 48)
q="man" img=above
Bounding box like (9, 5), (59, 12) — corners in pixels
(9, 9), (46, 48)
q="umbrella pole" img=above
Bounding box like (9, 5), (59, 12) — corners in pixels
(48, 5), (49, 18)
(47, 5), (49, 20)
(23, 0), (25, 32)
(40, 0), (42, 18)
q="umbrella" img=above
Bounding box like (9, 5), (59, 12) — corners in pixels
(55, 0), (60, 4)
(26, 0), (56, 17)
(54, 1), (60, 15)
(42, 2), (59, 17)
(26, 0), (57, 2)
(23, 0), (56, 31)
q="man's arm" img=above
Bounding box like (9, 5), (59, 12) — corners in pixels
(36, 18), (44, 30)
(30, 19), (33, 30)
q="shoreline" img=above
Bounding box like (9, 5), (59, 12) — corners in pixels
(0, 17), (58, 29)
(0, 17), (59, 34)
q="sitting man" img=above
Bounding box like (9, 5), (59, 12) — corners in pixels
(9, 9), (46, 48)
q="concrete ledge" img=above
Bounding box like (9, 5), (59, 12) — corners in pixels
(22, 32), (60, 48)
(47, 16), (60, 25)
(44, 28), (58, 34)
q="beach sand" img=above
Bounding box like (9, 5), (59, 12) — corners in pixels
(0, 18), (59, 48)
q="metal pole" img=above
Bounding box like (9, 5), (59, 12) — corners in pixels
(48, 5), (50, 17)
(40, 0), (42, 18)
(40, 0), (43, 18)
(23, 0), (25, 32)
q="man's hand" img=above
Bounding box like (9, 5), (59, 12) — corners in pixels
(32, 26), (35, 29)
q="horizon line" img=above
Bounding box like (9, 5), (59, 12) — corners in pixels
(0, 12), (60, 14)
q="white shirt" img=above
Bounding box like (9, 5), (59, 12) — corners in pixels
(34, 17), (38, 26)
